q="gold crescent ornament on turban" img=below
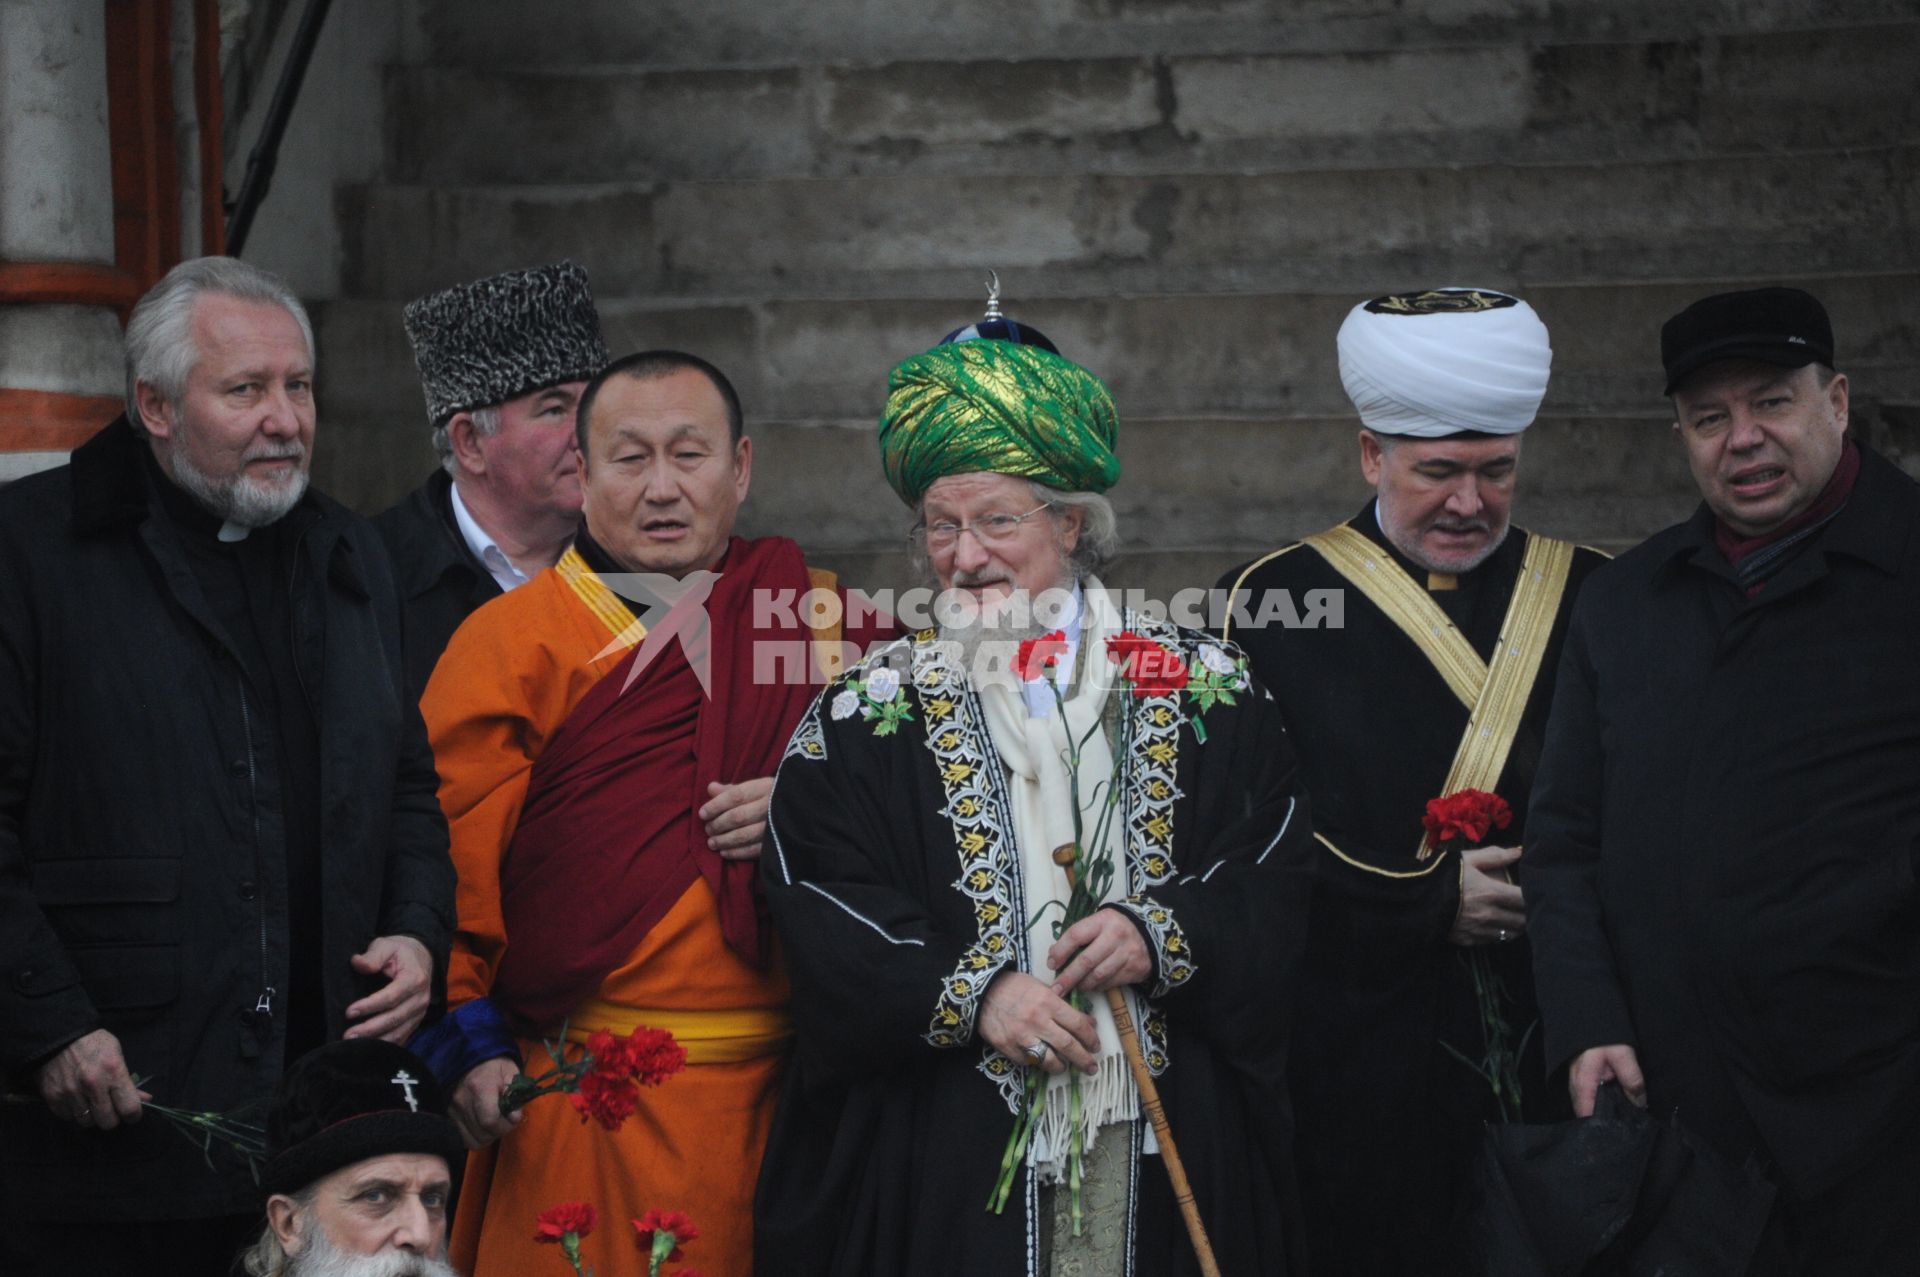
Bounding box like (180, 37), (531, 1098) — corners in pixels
(878, 339), (1121, 505)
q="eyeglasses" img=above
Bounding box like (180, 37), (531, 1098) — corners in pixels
(909, 502), (1052, 551)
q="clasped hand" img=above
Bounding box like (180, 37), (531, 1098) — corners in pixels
(977, 910), (1150, 1076)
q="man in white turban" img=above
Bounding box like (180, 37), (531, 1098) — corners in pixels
(1214, 288), (1610, 1275)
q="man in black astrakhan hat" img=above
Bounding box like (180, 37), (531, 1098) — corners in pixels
(239, 1039), (466, 1277)
(374, 262), (610, 697)
(1526, 287), (1920, 1271)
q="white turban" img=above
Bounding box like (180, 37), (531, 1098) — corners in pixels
(1336, 288), (1551, 437)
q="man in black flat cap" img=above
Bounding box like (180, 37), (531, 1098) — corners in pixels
(375, 262), (610, 697)
(239, 1039), (466, 1277)
(1526, 286), (1920, 1272)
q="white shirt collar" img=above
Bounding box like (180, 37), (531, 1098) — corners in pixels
(448, 480), (531, 593)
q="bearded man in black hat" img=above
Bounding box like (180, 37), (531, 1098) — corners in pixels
(375, 262), (610, 696)
(1527, 286), (1920, 1272)
(1216, 288), (1609, 1275)
(240, 1039), (466, 1277)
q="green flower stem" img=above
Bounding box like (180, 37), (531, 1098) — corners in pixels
(1441, 943), (1534, 1124)
(647, 1231), (676, 1277)
(988, 1070), (1046, 1213)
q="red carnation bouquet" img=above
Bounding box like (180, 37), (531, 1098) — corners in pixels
(536, 1201), (701, 1277)
(500, 1025), (687, 1130)
(1423, 788), (1532, 1121)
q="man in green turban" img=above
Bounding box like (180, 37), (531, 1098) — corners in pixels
(879, 337), (1122, 506)
(755, 324), (1316, 1277)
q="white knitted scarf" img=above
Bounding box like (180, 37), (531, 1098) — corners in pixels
(977, 580), (1149, 1181)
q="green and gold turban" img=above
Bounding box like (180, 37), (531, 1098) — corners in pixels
(878, 339), (1121, 506)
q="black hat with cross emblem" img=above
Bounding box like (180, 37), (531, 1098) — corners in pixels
(262, 1039), (465, 1198)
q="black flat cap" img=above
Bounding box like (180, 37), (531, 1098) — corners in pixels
(1661, 287), (1835, 395)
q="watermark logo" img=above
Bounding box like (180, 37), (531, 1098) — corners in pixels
(594, 572), (722, 693)
(564, 578), (1344, 694)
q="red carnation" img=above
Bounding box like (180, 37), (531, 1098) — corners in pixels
(570, 1069), (639, 1131)
(534, 1201), (597, 1243)
(584, 1028), (625, 1072)
(1421, 789), (1513, 848)
(620, 1026), (688, 1087)
(633, 1209), (700, 1263)
(1106, 631), (1189, 698)
(1016, 630), (1068, 682)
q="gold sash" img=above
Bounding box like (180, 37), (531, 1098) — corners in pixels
(1304, 525), (1574, 860)
(567, 997), (794, 1065)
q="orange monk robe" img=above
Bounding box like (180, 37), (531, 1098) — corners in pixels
(425, 548), (800, 1277)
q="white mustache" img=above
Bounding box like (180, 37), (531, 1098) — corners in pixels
(950, 571), (1012, 587)
(246, 440), (306, 463)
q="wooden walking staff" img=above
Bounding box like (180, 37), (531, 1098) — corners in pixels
(1054, 844), (1222, 1277)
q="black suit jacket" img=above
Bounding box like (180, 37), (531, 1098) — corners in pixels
(372, 471), (502, 700)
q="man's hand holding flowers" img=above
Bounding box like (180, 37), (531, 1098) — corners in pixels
(979, 972), (1101, 1078)
(1047, 910), (1151, 998)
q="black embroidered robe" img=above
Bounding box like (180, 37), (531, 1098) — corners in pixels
(753, 617), (1315, 1276)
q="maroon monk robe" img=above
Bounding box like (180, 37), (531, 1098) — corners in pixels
(489, 535), (823, 1032)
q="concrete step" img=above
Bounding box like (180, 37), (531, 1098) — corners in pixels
(413, 0), (1918, 70)
(312, 273), (1920, 446)
(339, 146), (1920, 302)
(386, 25), (1920, 185)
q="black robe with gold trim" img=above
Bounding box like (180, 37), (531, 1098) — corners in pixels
(1217, 507), (1607, 1276)
(753, 616), (1315, 1276)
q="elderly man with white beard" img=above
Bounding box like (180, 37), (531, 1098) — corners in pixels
(241, 1040), (465, 1277)
(753, 316), (1317, 1276)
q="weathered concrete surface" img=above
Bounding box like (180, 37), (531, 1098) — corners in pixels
(388, 26), (1920, 185)
(312, 0), (1920, 571)
(342, 145), (1919, 300)
(415, 0), (1920, 68)
(310, 271), (1920, 441)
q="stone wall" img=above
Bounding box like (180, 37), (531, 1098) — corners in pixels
(303, 0), (1920, 600)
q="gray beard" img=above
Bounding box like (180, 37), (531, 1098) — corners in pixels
(936, 615), (1051, 683)
(931, 575), (1082, 682)
(168, 440), (309, 528)
(285, 1223), (459, 1277)
(1374, 495), (1507, 576)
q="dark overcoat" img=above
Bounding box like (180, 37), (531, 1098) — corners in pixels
(0, 419), (453, 1221)
(1528, 443), (1920, 1198)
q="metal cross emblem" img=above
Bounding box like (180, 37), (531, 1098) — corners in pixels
(390, 1069), (420, 1113)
